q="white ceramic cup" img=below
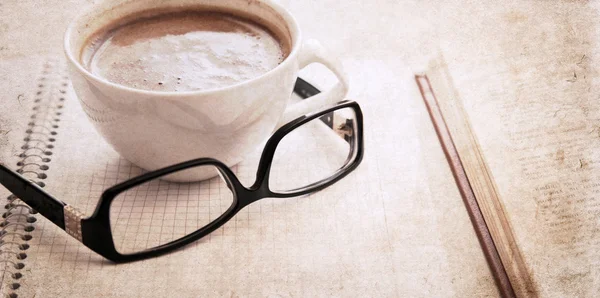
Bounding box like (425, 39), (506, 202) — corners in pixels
(64, 0), (348, 182)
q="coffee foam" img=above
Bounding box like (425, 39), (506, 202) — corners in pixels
(82, 10), (291, 92)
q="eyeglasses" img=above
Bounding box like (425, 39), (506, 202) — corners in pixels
(0, 78), (364, 263)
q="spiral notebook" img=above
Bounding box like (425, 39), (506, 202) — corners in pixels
(0, 58), (361, 297)
(0, 55), (496, 297)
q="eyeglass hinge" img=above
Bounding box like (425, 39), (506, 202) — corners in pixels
(64, 205), (84, 243)
(335, 119), (354, 142)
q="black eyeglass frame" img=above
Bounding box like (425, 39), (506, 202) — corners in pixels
(0, 78), (364, 263)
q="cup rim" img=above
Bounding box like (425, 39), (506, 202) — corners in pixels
(63, 0), (301, 97)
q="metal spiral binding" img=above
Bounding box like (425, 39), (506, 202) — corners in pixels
(1, 197), (36, 298)
(1, 60), (66, 298)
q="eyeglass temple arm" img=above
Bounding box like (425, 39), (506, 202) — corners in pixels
(0, 163), (67, 229)
(294, 77), (354, 143)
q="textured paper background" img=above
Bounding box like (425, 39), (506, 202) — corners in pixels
(8, 0), (595, 297)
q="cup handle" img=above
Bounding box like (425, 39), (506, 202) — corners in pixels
(276, 39), (349, 128)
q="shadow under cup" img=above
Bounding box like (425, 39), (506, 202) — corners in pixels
(64, 0), (301, 182)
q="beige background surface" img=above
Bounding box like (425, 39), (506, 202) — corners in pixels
(2, 0), (595, 297)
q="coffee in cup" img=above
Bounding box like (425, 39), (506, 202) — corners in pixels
(82, 9), (291, 92)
